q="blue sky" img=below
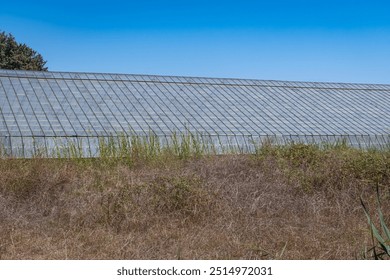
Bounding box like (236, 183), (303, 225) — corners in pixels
(1, 0), (390, 83)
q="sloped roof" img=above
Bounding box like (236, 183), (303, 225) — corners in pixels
(0, 69), (389, 143)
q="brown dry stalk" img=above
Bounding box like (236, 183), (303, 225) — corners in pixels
(0, 146), (389, 259)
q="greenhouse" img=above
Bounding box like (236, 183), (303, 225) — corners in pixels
(0, 69), (389, 157)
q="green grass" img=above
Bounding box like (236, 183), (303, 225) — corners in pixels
(361, 186), (390, 259)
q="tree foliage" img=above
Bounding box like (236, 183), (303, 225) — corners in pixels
(0, 31), (48, 71)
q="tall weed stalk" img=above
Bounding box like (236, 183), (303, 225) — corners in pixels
(360, 185), (390, 259)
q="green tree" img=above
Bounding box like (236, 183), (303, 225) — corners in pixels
(0, 31), (48, 71)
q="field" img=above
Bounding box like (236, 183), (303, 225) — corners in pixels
(0, 142), (389, 259)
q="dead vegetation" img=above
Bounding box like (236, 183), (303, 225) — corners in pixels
(0, 143), (389, 259)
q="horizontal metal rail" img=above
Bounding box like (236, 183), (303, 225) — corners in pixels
(2, 134), (389, 138)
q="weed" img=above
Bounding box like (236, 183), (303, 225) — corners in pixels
(0, 138), (389, 259)
(149, 176), (211, 218)
(360, 186), (390, 259)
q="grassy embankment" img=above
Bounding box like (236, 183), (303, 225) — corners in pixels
(0, 135), (389, 259)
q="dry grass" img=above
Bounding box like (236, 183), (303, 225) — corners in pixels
(0, 144), (389, 259)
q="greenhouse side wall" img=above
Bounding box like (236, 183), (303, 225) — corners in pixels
(1, 134), (390, 158)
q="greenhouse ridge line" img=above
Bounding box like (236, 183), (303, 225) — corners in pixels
(0, 71), (390, 92)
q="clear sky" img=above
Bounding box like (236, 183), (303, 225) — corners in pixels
(1, 0), (390, 83)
